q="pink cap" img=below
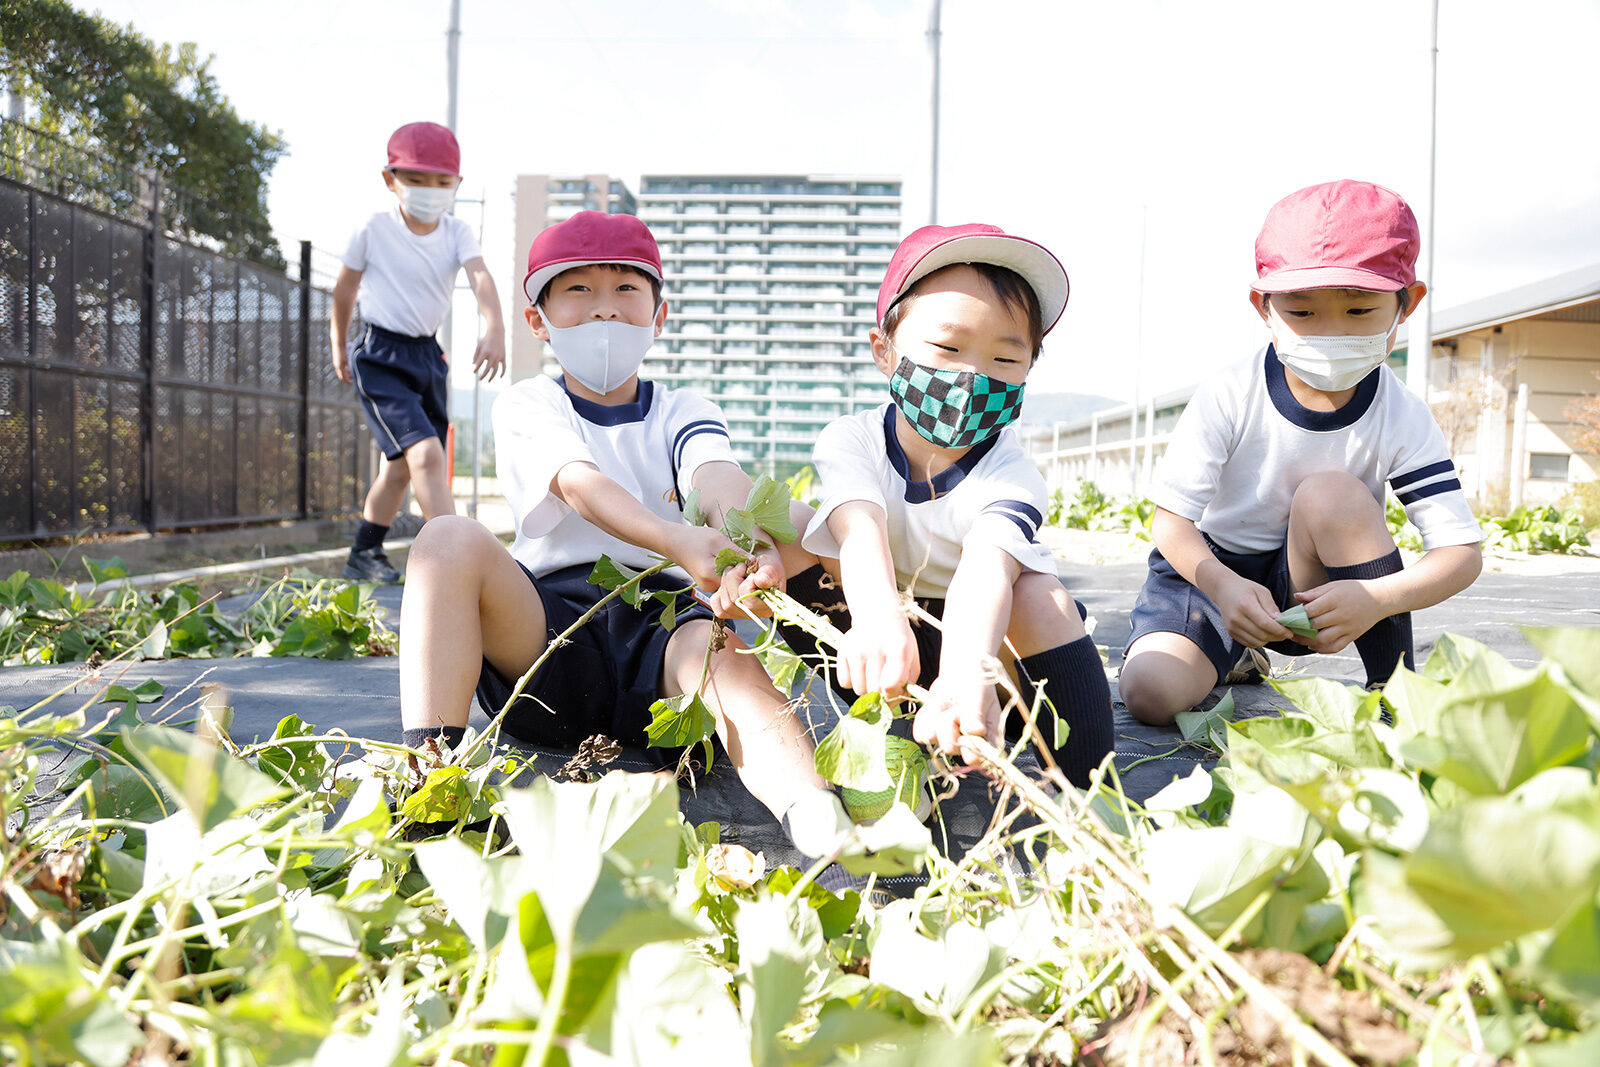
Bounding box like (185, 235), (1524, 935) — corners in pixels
(386, 122), (460, 176)
(523, 211), (663, 303)
(878, 223), (1069, 333)
(1253, 180), (1419, 293)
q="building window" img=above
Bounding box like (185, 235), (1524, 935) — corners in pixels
(1529, 453), (1571, 480)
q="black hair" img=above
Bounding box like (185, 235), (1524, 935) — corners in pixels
(881, 262), (1045, 360)
(1261, 287), (1411, 311)
(536, 263), (663, 307)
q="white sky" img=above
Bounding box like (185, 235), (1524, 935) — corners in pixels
(76, 0), (1600, 403)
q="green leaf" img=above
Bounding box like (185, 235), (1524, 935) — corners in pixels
(589, 556), (647, 606)
(83, 556), (129, 584)
(399, 766), (472, 824)
(814, 705), (892, 791)
(1525, 626), (1600, 704)
(735, 897), (815, 1066)
(103, 678), (165, 704)
(1397, 666), (1593, 795)
(722, 506), (761, 551)
(1422, 632), (1501, 683)
(139, 618), (169, 659)
(656, 594), (679, 632)
(745, 474), (799, 544)
(121, 725), (289, 831)
(714, 547), (749, 574)
(841, 735), (929, 822)
(0, 938), (142, 1067)
(1534, 897), (1600, 1005)
(755, 639), (803, 695)
(1275, 603), (1317, 641)
(681, 486), (706, 527)
(1529, 1028), (1600, 1067)
(1401, 778), (1600, 958)
(255, 714), (334, 793)
(644, 692), (717, 750)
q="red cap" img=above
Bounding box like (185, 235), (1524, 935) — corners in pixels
(878, 223), (1069, 333)
(1253, 180), (1419, 293)
(386, 122), (460, 176)
(523, 211), (663, 303)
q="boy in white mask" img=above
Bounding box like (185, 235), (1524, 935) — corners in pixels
(398, 211), (876, 891)
(1119, 180), (1483, 726)
(330, 121), (506, 584)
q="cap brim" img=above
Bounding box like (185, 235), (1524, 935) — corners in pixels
(387, 162), (460, 177)
(896, 233), (1069, 333)
(1253, 265), (1408, 293)
(523, 256), (665, 303)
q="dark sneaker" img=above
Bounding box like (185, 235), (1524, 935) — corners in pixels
(1223, 646), (1271, 685)
(343, 546), (402, 584)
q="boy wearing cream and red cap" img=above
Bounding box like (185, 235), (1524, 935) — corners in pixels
(330, 121), (506, 583)
(1119, 180), (1483, 726)
(775, 223), (1115, 791)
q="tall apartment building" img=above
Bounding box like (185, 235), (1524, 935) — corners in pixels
(638, 175), (902, 479)
(509, 174), (637, 380)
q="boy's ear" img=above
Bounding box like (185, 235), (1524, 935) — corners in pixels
(1398, 281), (1428, 322)
(869, 326), (895, 374)
(653, 297), (669, 337)
(1248, 290), (1271, 322)
(525, 304), (549, 341)
(382, 169), (398, 191)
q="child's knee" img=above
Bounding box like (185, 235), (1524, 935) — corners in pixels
(1290, 470), (1384, 531)
(1008, 573), (1086, 651)
(1118, 651), (1208, 727)
(409, 514), (497, 574)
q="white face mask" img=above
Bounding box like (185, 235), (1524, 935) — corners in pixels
(541, 306), (657, 394)
(394, 182), (456, 224)
(1269, 305), (1401, 392)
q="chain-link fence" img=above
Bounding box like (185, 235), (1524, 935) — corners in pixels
(0, 126), (371, 541)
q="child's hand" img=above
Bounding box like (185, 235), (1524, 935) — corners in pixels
(332, 346), (352, 384)
(472, 331), (506, 382)
(1294, 580), (1387, 654)
(914, 669), (1001, 759)
(837, 610), (919, 698)
(710, 544), (785, 618)
(667, 524), (741, 595)
(1216, 573), (1293, 647)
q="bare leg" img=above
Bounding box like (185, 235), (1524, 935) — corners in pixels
(362, 453), (412, 526)
(1118, 632), (1218, 727)
(399, 516), (546, 730)
(1004, 572), (1087, 658)
(661, 619), (830, 820)
(404, 436), (456, 521)
(1284, 470), (1396, 591)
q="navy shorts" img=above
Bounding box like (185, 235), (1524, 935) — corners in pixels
(475, 562), (715, 757)
(1125, 537), (1314, 685)
(350, 324), (449, 461)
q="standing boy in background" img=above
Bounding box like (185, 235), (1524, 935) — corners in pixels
(330, 120), (506, 583)
(1118, 180), (1483, 725)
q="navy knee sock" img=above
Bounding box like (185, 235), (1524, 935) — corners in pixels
(1017, 635), (1114, 790)
(1322, 549), (1413, 687)
(402, 725), (466, 751)
(354, 520), (389, 553)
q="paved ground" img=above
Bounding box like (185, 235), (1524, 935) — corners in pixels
(6, 531), (1599, 870)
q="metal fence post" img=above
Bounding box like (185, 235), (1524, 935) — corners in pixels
(297, 239), (311, 518)
(140, 173), (161, 532)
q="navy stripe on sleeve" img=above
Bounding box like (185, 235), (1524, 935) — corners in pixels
(1390, 459), (1457, 491)
(986, 509), (1040, 543)
(1396, 477), (1463, 505)
(990, 498), (1043, 529)
(672, 420), (729, 466)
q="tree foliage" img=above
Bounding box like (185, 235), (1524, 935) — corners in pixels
(0, 0), (286, 266)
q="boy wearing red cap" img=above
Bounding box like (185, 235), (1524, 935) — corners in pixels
(330, 121), (506, 583)
(1118, 180), (1483, 726)
(399, 211), (875, 887)
(775, 224), (1115, 789)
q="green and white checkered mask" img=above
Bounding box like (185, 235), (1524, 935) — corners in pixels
(888, 354), (1025, 450)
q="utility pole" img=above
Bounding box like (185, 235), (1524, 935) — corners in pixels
(927, 0), (942, 224)
(444, 0), (469, 513)
(1407, 0), (1439, 401)
(1129, 206), (1146, 497)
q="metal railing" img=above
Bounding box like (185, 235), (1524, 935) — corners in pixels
(0, 123), (371, 541)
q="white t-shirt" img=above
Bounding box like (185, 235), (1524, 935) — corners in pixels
(339, 207), (483, 338)
(1152, 346), (1483, 554)
(494, 375), (738, 580)
(803, 404), (1058, 598)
